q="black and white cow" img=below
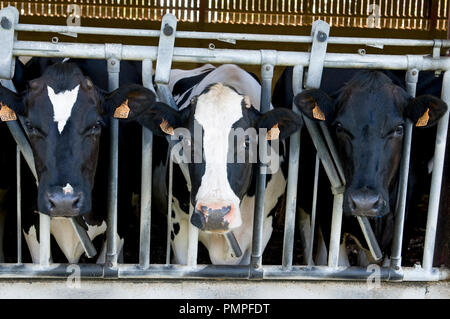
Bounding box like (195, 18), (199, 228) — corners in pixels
(0, 58), (161, 263)
(121, 64), (302, 265)
(274, 68), (447, 266)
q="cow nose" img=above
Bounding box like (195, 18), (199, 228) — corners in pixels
(191, 203), (235, 233)
(47, 192), (82, 217)
(348, 189), (385, 217)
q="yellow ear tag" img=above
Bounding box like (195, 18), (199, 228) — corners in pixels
(160, 119), (174, 135)
(113, 99), (130, 119)
(0, 103), (17, 122)
(416, 107), (430, 127)
(312, 103), (326, 121)
(266, 123), (280, 140)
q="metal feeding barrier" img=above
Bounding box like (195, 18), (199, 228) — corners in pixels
(0, 5), (449, 281)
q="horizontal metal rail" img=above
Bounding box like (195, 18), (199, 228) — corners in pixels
(12, 41), (450, 70)
(0, 263), (447, 281)
(14, 23), (450, 48)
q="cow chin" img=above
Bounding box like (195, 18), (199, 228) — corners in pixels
(191, 201), (242, 233)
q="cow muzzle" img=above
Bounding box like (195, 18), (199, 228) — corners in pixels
(191, 202), (241, 233)
(347, 188), (387, 218)
(45, 191), (83, 217)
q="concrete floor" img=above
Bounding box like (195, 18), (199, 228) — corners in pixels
(0, 279), (448, 299)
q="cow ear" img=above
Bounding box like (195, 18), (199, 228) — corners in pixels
(102, 84), (182, 136)
(0, 83), (24, 121)
(257, 108), (303, 140)
(406, 95), (448, 128)
(294, 89), (335, 123)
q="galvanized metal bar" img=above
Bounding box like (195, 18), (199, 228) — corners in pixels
(105, 53), (121, 269)
(69, 218), (97, 259)
(139, 59), (154, 269)
(250, 60), (274, 274)
(154, 14), (177, 84)
(13, 21), (450, 47)
(391, 68), (418, 270)
(165, 155), (173, 265)
(308, 154), (320, 267)
(39, 213), (51, 267)
(0, 263), (447, 281)
(186, 203), (198, 267)
(0, 7), (18, 79)
(282, 65), (303, 270)
(356, 216), (383, 262)
(423, 70), (450, 271)
(16, 146), (21, 264)
(11, 41), (450, 70)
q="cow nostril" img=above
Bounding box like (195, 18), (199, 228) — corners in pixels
(72, 196), (81, 209)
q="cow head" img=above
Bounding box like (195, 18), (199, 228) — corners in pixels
(0, 62), (165, 218)
(294, 71), (447, 218)
(124, 82), (302, 233)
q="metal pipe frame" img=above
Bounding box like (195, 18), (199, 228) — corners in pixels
(282, 65), (303, 270)
(105, 54), (120, 271)
(13, 23), (450, 48)
(390, 68), (418, 270)
(139, 59), (154, 269)
(0, 9), (449, 282)
(0, 263), (447, 281)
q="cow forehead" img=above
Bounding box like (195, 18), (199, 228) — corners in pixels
(194, 83), (243, 129)
(47, 84), (80, 134)
(337, 89), (404, 128)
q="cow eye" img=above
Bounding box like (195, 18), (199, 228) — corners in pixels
(389, 125), (404, 137)
(335, 122), (344, 134)
(87, 120), (103, 136)
(25, 121), (45, 137)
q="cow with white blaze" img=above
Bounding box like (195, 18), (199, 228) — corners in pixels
(121, 64), (303, 264)
(0, 60), (165, 263)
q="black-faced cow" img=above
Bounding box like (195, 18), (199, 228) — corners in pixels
(121, 64), (302, 265)
(285, 69), (447, 265)
(0, 59), (162, 263)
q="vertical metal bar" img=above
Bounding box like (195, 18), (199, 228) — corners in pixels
(106, 57), (120, 268)
(16, 146), (22, 264)
(282, 65), (303, 270)
(423, 70), (450, 271)
(391, 68), (418, 270)
(250, 62), (273, 273)
(308, 153), (320, 266)
(39, 213), (51, 267)
(187, 203), (198, 267)
(139, 59), (154, 269)
(165, 154), (173, 265)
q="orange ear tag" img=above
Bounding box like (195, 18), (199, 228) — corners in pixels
(266, 123), (280, 140)
(416, 107), (430, 127)
(160, 119), (174, 135)
(113, 99), (130, 119)
(0, 103), (17, 122)
(312, 103), (326, 121)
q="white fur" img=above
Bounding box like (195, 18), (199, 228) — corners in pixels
(62, 183), (73, 195)
(23, 226), (41, 264)
(47, 85), (80, 134)
(23, 220), (108, 264)
(171, 166), (286, 265)
(50, 218), (107, 264)
(194, 83), (243, 230)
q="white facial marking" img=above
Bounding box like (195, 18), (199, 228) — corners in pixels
(47, 85), (80, 134)
(194, 83), (243, 225)
(62, 183), (73, 195)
